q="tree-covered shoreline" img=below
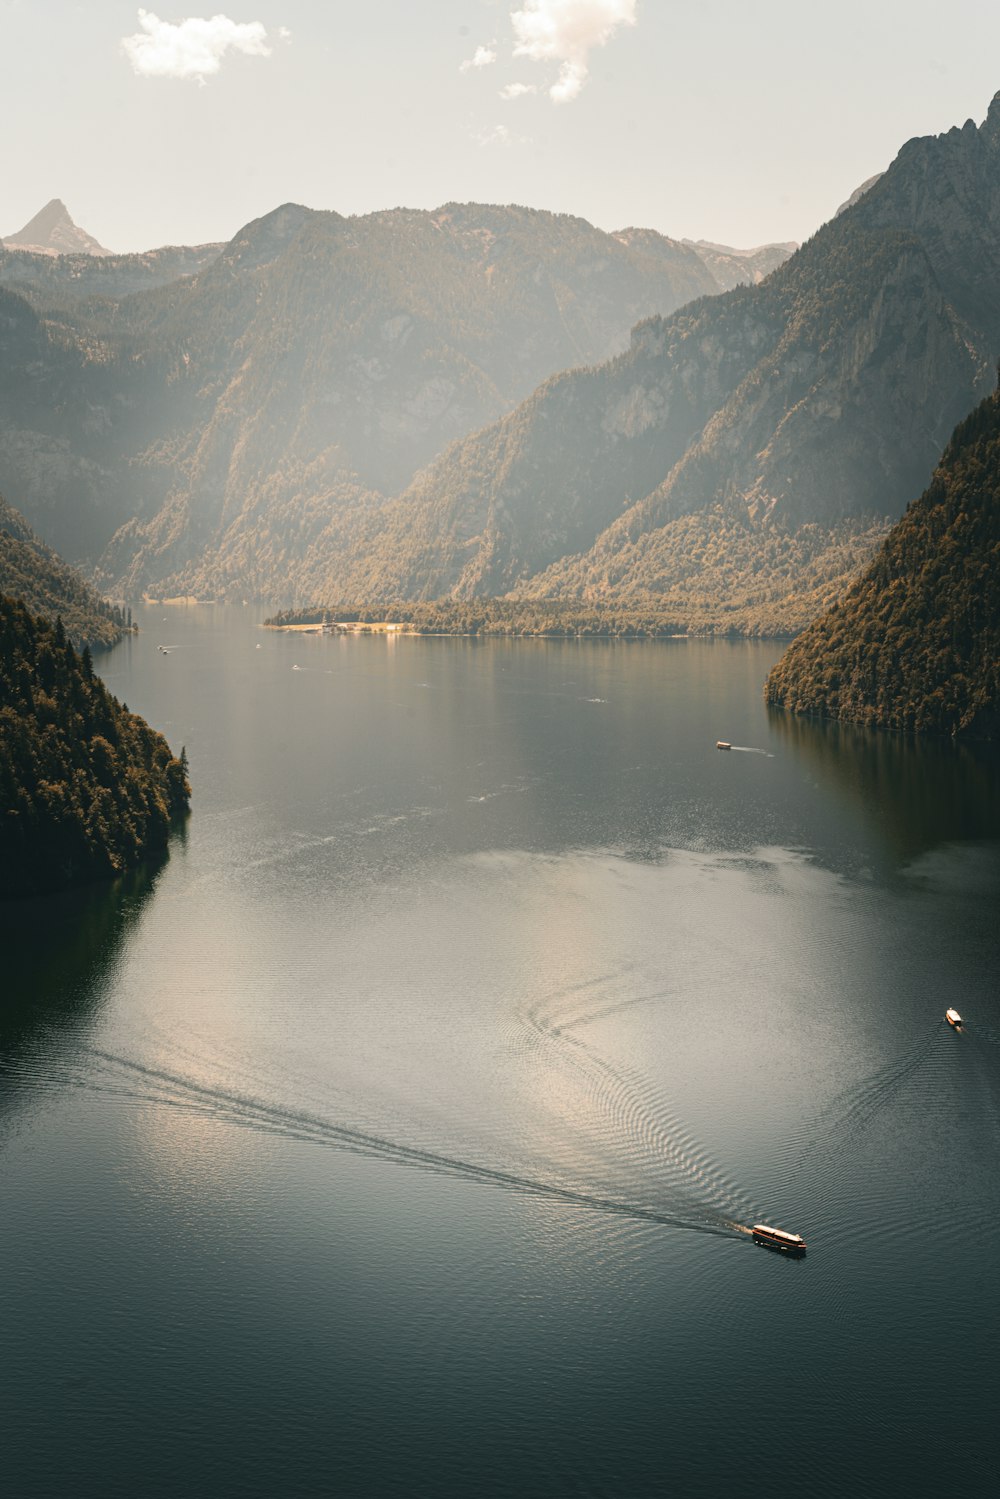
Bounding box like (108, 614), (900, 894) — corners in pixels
(0, 594), (189, 897)
(1, 494), (131, 650)
(766, 388), (1000, 739)
(264, 597), (799, 639)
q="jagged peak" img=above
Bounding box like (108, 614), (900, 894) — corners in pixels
(3, 198), (110, 255)
(981, 88), (1000, 145)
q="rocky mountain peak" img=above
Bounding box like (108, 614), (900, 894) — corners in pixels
(3, 198), (111, 256)
(980, 88), (1000, 146)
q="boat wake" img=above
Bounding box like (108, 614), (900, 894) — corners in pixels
(3, 1044), (740, 1242)
(515, 976), (762, 1237)
(786, 1020), (947, 1178)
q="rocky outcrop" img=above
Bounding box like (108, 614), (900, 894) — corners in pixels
(834, 173), (884, 217)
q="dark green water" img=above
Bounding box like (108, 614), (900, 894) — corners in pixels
(3, 606), (999, 1497)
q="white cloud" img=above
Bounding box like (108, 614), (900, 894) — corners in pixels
(460, 44), (497, 72)
(121, 9), (275, 84)
(510, 0), (636, 103)
(499, 82), (537, 100)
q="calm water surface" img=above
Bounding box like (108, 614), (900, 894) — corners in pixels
(3, 607), (999, 1497)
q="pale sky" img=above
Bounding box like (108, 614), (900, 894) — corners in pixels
(5, 0), (1000, 253)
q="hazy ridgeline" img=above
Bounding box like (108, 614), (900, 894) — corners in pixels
(0, 202), (730, 578)
(0, 100), (995, 635)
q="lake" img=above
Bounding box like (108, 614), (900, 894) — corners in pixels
(3, 605), (998, 1497)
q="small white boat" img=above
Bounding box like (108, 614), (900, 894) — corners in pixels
(716, 740), (732, 751)
(945, 1008), (963, 1029)
(751, 1223), (807, 1254)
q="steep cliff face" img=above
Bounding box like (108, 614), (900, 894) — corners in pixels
(765, 386), (1000, 736)
(287, 93), (1000, 618)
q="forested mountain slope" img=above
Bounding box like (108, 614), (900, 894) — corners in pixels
(0, 201), (719, 585)
(0, 495), (126, 648)
(0, 241), (223, 308)
(257, 93), (1000, 625)
(0, 595), (189, 897)
(765, 386), (1000, 736)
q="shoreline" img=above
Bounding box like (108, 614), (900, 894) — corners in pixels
(263, 620), (693, 640)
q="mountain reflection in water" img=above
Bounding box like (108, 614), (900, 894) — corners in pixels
(769, 707), (1000, 868)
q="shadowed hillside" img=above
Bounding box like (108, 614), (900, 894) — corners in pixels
(0, 595), (189, 896)
(765, 386), (1000, 737)
(0, 495), (127, 648)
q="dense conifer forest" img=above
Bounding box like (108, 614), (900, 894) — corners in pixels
(765, 387), (1000, 737)
(0, 495), (128, 648)
(0, 594), (189, 896)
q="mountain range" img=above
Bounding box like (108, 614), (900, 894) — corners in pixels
(1, 95), (998, 630)
(278, 98), (1000, 625)
(0, 201), (788, 585)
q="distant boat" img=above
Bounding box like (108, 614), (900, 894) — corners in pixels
(716, 740), (731, 751)
(946, 1008), (963, 1029)
(292, 664), (301, 671)
(751, 1224), (807, 1255)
